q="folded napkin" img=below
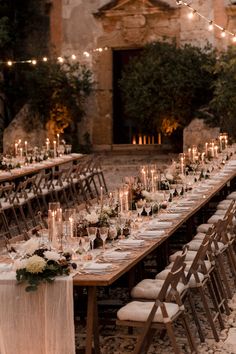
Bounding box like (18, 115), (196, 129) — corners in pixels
(83, 262), (113, 271)
(104, 251), (131, 260)
(118, 239), (145, 247)
(158, 213), (181, 220)
(148, 221), (173, 229)
(171, 206), (189, 212)
(178, 200), (195, 206)
(138, 230), (165, 238)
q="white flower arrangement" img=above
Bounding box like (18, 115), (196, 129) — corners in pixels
(85, 211), (99, 225)
(15, 246), (75, 292)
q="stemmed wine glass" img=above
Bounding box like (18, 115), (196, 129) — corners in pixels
(86, 226), (97, 251)
(81, 236), (91, 256)
(144, 201), (152, 216)
(135, 202), (143, 217)
(99, 227), (109, 250)
(109, 225), (117, 246)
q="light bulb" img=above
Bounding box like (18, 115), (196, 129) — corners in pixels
(233, 35), (236, 43)
(188, 10), (196, 19)
(7, 61), (12, 66)
(83, 51), (90, 57)
(208, 21), (213, 31)
(71, 54), (76, 60)
(221, 29), (226, 38)
(43, 57), (48, 62)
(31, 59), (37, 65)
(57, 57), (64, 63)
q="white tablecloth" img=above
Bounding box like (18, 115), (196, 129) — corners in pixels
(0, 272), (75, 354)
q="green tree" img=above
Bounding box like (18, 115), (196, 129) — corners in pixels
(119, 40), (216, 135)
(209, 46), (236, 140)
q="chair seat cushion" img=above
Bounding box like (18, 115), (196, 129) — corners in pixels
(217, 200), (232, 210)
(131, 279), (186, 300)
(169, 250), (196, 263)
(193, 232), (206, 240)
(117, 301), (180, 323)
(197, 224), (213, 233)
(155, 269), (205, 287)
(207, 215), (223, 224)
(226, 192), (236, 200)
(214, 209), (226, 216)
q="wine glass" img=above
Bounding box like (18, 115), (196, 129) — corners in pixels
(135, 202), (143, 217)
(99, 227), (109, 250)
(118, 216), (127, 237)
(81, 236), (91, 255)
(144, 201), (152, 216)
(86, 227), (97, 250)
(109, 225), (117, 246)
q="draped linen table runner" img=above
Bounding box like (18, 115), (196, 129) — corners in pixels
(0, 271), (75, 354)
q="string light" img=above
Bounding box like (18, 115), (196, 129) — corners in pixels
(221, 29), (226, 38)
(0, 46), (109, 67)
(208, 21), (213, 31)
(178, 1), (236, 42)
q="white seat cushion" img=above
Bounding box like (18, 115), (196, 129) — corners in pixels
(207, 215), (223, 224)
(131, 279), (186, 300)
(169, 250), (196, 263)
(226, 192), (236, 200)
(214, 209), (226, 215)
(155, 269), (205, 288)
(117, 301), (180, 323)
(197, 223), (213, 233)
(193, 232), (206, 240)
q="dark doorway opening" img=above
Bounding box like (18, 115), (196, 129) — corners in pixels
(112, 48), (183, 152)
(113, 48), (142, 144)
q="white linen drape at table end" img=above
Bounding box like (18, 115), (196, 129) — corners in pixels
(0, 273), (75, 354)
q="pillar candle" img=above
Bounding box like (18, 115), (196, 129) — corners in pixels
(53, 140), (57, 157)
(25, 141), (28, 156)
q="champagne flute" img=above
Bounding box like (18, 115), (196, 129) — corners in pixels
(99, 227), (109, 250)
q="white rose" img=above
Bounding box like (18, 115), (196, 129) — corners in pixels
(166, 173), (174, 181)
(85, 211), (99, 224)
(43, 251), (61, 262)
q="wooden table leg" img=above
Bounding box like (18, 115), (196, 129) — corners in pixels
(85, 286), (100, 354)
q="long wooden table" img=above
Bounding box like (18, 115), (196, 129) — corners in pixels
(0, 153), (84, 183)
(73, 165), (236, 354)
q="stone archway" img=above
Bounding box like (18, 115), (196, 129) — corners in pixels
(92, 0), (180, 146)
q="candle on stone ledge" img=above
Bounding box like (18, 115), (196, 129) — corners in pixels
(19, 147), (23, 159)
(14, 142), (18, 156)
(205, 142), (208, 156)
(180, 157), (184, 175)
(53, 140), (57, 157)
(57, 133), (60, 147)
(119, 191), (124, 214)
(25, 141), (28, 156)
(124, 190), (129, 211)
(100, 186), (103, 206)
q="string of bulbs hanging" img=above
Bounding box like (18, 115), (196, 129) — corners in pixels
(176, 0), (236, 42)
(0, 46), (109, 67)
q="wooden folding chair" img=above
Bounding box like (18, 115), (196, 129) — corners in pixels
(117, 252), (197, 354)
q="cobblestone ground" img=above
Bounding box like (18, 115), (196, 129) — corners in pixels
(75, 152), (236, 354)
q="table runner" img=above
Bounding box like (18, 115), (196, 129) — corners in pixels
(0, 272), (75, 354)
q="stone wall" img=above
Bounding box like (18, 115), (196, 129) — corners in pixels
(3, 105), (46, 154)
(55, 0), (236, 148)
(4, 1), (235, 151)
(183, 118), (220, 151)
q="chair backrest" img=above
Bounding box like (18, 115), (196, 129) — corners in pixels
(185, 229), (214, 282)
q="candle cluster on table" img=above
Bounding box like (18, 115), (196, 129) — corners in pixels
(14, 139), (28, 159)
(186, 132), (229, 164)
(140, 164), (159, 192)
